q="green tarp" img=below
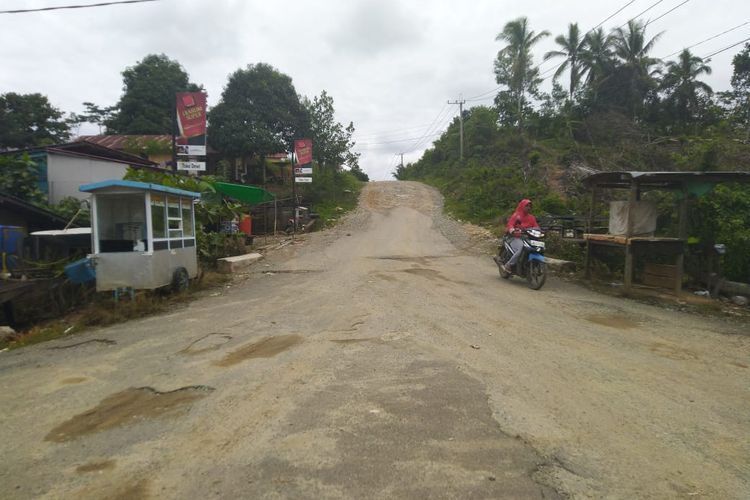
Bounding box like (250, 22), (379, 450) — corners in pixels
(212, 182), (275, 205)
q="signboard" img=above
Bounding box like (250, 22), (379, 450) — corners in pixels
(294, 138), (313, 166)
(177, 160), (206, 171)
(176, 92), (207, 156)
(294, 167), (313, 175)
(176, 145), (206, 156)
(295, 176), (313, 183)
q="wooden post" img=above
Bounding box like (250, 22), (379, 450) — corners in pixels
(674, 183), (689, 295)
(585, 188), (595, 279)
(623, 181), (638, 291)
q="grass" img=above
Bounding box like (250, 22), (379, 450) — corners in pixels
(0, 270), (230, 351)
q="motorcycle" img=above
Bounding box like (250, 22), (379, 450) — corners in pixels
(493, 228), (547, 290)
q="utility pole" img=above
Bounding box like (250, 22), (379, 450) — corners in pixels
(399, 152), (404, 168)
(448, 95), (465, 161)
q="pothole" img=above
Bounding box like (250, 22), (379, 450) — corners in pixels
(76, 459), (116, 473)
(215, 334), (302, 367)
(179, 333), (232, 355)
(584, 314), (639, 329)
(49, 339), (116, 349)
(45, 386), (214, 442)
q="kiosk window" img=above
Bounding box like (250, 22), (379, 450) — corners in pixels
(96, 194), (146, 252)
(151, 194), (166, 238)
(182, 199), (194, 237)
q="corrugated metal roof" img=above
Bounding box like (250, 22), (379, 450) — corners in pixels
(79, 135), (172, 151)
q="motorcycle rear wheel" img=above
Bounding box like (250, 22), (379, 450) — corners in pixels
(527, 260), (546, 290)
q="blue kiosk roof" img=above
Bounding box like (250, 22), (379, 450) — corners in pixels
(79, 180), (201, 198)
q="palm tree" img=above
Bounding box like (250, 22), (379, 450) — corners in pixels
(662, 49), (712, 129)
(612, 19), (664, 117)
(544, 23), (586, 101)
(579, 28), (615, 89)
(494, 17), (550, 129)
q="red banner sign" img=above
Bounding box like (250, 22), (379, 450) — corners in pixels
(176, 92), (207, 150)
(294, 138), (313, 166)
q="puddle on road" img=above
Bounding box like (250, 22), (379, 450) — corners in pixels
(585, 314), (639, 329)
(330, 338), (372, 344)
(61, 377), (88, 385)
(215, 334), (302, 367)
(180, 333), (233, 355)
(45, 386), (214, 443)
(76, 459), (116, 473)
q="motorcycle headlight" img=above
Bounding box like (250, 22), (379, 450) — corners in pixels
(527, 229), (543, 238)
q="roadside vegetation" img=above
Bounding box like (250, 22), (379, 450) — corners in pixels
(395, 18), (750, 282)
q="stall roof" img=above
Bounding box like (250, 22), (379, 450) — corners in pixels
(583, 171), (750, 189)
(79, 180), (201, 198)
(212, 182), (275, 205)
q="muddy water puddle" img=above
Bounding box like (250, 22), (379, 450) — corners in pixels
(215, 334), (302, 367)
(45, 386), (214, 442)
(76, 459), (116, 473)
(585, 314), (640, 329)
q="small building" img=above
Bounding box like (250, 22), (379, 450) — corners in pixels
(79, 180), (200, 292)
(1, 140), (161, 205)
(79, 135), (173, 167)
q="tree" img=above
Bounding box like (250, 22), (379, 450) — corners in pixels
(661, 50), (712, 131)
(611, 20), (664, 118)
(0, 154), (46, 204)
(579, 27), (615, 100)
(544, 23), (587, 101)
(303, 90), (360, 170)
(0, 93), (70, 149)
(729, 43), (750, 140)
(70, 102), (117, 134)
(208, 63), (309, 165)
(105, 54), (201, 135)
(494, 17), (549, 130)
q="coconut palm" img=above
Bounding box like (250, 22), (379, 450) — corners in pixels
(494, 17), (550, 128)
(611, 19), (664, 116)
(544, 23), (587, 101)
(661, 49), (713, 128)
(579, 27), (615, 89)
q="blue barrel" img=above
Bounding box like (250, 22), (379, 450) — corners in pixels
(65, 258), (96, 284)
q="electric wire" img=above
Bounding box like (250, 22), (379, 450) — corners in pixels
(702, 36), (750, 59)
(661, 21), (750, 58)
(0, 0), (158, 14)
(617, 0), (666, 29)
(644, 0), (691, 27)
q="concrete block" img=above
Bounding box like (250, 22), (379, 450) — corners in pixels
(217, 253), (263, 274)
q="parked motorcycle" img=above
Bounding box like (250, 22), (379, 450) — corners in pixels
(493, 228), (547, 290)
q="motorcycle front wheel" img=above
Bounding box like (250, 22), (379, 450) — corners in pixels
(526, 260), (546, 290)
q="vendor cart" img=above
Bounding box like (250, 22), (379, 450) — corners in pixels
(79, 180), (200, 292)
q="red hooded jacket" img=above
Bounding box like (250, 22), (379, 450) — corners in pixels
(505, 199), (538, 235)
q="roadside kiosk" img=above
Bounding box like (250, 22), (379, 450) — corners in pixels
(79, 180), (200, 292)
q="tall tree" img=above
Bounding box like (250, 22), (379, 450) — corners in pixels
(208, 63), (309, 165)
(544, 23), (586, 101)
(729, 43), (750, 140)
(105, 54), (201, 135)
(611, 20), (663, 118)
(494, 17), (549, 129)
(579, 28), (615, 94)
(0, 93), (70, 149)
(303, 90), (360, 170)
(661, 49), (712, 130)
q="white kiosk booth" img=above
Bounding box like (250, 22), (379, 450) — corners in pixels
(79, 180), (201, 292)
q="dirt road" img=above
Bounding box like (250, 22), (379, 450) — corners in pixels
(1, 181), (748, 499)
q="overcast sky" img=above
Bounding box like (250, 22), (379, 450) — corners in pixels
(2, 0), (749, 180)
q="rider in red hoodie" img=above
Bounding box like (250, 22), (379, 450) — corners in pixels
(503, 199), (538, 273)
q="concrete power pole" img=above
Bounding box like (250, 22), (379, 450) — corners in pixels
(448, 96), (466, 161)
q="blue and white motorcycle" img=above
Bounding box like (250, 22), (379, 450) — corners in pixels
(493, 228), (547, 290)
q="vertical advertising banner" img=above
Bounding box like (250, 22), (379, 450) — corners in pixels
(294, 138), (313, 166)
(176, 92), (207, 157)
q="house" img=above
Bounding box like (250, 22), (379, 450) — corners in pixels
(1, 140), (160, 205)
(79, 135), (173, 167)
(0, 191), (73, 233)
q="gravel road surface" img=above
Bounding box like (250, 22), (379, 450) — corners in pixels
(0, 181), (747, 499)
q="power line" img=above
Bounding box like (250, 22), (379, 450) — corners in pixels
(353, 122), (444, 139)
(402, 104), (452, 154)
(618, 0), (666, 29)
(356, 132), (445, 147)
(644, 0), (691, 27)
(661, 21), (750, 58)
(702, 36), (750, 59)
(591, 0), (638, 31)
(0, 0), (158, 14)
